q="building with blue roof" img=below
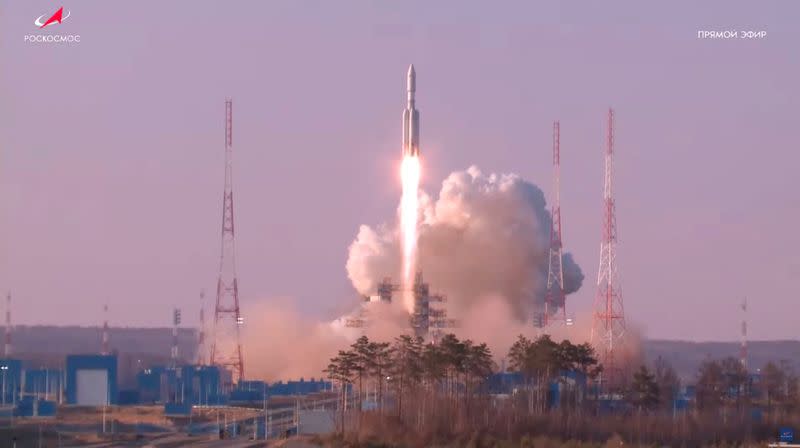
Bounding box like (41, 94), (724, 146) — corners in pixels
(65, 354), (117, 405)
(0, 359), (22, 405)
(267, 378), (331, 397)
(24, 369), (64, 403)
(181, 365), (227, 406)
(136, 366), (183, 404)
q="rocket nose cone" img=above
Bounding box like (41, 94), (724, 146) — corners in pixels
(408, 64), (415, 77)
(407, 64), (416, 92)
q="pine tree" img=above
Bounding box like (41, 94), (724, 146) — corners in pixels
(350, 335), (372, 414)
(654, 356), (680, 412)
(324, 349), (358, 434)
(696, 360), (725, 412)
(368, 340), (394, 415)
(631, 365), (660, 412)
(391, 335), (423, 421)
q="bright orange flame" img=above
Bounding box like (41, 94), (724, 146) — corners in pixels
(400, 155), (420, 312)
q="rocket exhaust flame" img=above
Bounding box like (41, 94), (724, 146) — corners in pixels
(401, 155), (420, 311)
(400, 64), (421, 312)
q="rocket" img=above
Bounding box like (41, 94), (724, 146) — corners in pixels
(402, 64), (420, 157)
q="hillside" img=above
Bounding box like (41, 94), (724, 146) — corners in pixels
(643, 339), (800, 380)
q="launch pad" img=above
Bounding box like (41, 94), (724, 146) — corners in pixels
(345, 271), (456, 342)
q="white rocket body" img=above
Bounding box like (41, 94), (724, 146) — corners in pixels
(402, 64), (419, 157)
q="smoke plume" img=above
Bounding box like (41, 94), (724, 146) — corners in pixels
(347, 165), (584, 325)
(241, 299), (349, 381)
(244, 165), (590, 380)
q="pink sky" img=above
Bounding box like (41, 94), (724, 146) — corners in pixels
(0, 1), (798, 340)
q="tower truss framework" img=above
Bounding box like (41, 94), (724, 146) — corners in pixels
(210, 99), (245, 382)
(544, 121), (567, 327)
(591, 109), (626, 386)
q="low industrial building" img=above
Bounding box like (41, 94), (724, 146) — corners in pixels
(65, 354), (118, 405)
(24, 368), (64, 402)
(0, 358), (22, 405)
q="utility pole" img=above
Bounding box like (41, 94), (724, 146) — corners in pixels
(197, 290), (206, 365)
(101, 305), (110, 355)
(4, 293), (11, 357)
(740, 298), (748, 370)
(264, 383), (269, 440)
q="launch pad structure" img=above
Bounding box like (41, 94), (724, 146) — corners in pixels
(345, 272), (456, 342)
(411, 271), (456, 342)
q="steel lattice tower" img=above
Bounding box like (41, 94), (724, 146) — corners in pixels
(544, 121), (566, 326)
(210, 99), (245, 382)
(101, 304), (110, 355)
(411, 271), (454, 343)
(591, 108), (626, 386)
(4, 293), (11, 357)
(171, 307), (181, 368)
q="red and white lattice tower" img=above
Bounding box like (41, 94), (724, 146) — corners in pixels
(591, 108), (626, 385)
(210, 99), (245, 382)
(197, 290), (207, 365)
(101, 304), (110, 355)
(4, 293), (11, 357)
(544, 121), (567, 326)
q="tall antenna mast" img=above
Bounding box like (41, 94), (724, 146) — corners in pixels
(101, 304), (110, 355)
(197, 290), (207, 365)
(210, 99), (245, 382)
(4, 293), (11, 357)
(740, 298), (747, 369)
(544, 121), (566, 327)
(172, 307), (181, 368)
(591, 108), (626, 386)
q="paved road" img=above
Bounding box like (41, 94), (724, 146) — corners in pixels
(170, 436), (321, 447)
(193, 439), (264, 448)
(62, 433), (322, 447)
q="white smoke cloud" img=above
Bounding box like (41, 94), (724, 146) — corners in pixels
(241, 299), (350, 381)
(241, 297), (417, 381)
(346, 165), (584, 325)
(243, 166), (588, 380)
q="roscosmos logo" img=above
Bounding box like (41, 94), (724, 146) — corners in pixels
(34, 7), (71, 28)
(25, 6), (81, 44)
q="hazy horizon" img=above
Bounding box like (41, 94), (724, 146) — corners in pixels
(1, 1), (797, 341)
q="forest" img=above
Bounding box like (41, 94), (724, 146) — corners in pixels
(321, 333), (798, 447)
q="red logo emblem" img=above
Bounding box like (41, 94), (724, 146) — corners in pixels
(35, 7), (71, 29)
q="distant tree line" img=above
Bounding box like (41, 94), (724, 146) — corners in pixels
(324, 333), (494, 435)
(322, 333), (798, 446)
(507, 334), (601, 413)
(626, 354), (799, 420)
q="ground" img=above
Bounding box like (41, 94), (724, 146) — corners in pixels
(0, 404), (324, 447)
